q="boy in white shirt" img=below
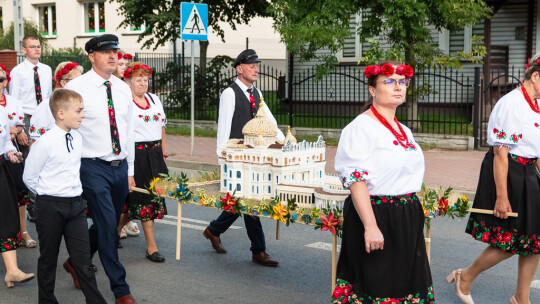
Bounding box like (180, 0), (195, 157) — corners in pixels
(23, 89), (106, 304)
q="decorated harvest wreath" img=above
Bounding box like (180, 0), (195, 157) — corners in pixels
(142, 172), (470, 238)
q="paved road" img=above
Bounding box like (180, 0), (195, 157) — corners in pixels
(1, 192), (539, 303)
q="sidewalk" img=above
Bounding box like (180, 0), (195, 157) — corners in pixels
(166, 134), (485, 192)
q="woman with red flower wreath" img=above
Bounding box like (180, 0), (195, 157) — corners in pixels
(0, 66), (39, 249)
(113, 50), (133, 80)
(116, 61), (169, 262)
(333, 61), (434, 303)
(450, 56), (540, 304)
(0, 113), (35, 287)
(29, 61), (83, 144)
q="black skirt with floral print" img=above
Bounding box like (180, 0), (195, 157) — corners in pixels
(125, 140), (168, 221)
(332, 193), (434, 304)
(466, 149), (540, 255)
(0, 157), (22, 252)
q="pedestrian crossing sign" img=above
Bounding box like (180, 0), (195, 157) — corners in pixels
(181, 2), (208, 41)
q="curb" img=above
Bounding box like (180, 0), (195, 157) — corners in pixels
(165, 159), (219, 172)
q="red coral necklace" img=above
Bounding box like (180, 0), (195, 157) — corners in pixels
(133, 96), (150, 110)
(0, 93), (5, 106)
(521, 86), (540, 113)
(371, 105), (413, 149)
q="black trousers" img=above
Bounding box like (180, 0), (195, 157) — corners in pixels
(35, 195), (106, 304)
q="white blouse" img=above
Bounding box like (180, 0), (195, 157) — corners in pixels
(0, 95), (25, 127)
(29, 98), (54, 140)
(335, 114), (425, 196)
(133, 93), (167, 143)
(487, 88), (540, 158)
(0, 116), (16, 156)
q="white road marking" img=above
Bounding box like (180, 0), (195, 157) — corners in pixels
(532, 280), (540, 289)
(157, 215), (242, 230)
(305, 242), (341, 253)
(155, 219), (207, 230)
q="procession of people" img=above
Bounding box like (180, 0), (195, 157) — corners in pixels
(0, 32), (539, 304)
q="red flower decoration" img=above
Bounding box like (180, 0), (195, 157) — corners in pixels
(321, 212), (340, 235)
(123, 64), (152, 79)
(525, 64), (531, 69)
(396, 64), (414, 78)
(55, 62), (79, 81)
(363, 65), (381, 79)
(482, 232), (490, 242)
(380, 64), (395, 76)
(222, 192), (237, 213)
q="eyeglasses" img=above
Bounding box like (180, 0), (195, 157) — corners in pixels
(0, 77), (6, 82)
(24, 45), (41, 50)
(378, 78), (410, 87)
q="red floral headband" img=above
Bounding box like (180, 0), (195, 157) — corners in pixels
(55, 62), (79, 81)
(0, 65), (11, 83)
(364, 64), (414, 79)
(123, 64), (152, 79)
(118, 52), (133, 60)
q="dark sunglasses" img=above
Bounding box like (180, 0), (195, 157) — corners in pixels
(0, 77), (6, 82)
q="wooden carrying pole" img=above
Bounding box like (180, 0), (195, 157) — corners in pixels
(332, 234), (337, 293)
(468, 208), (518, 217)
(176, 201), (182, 260)
(276, 221), (280, 240)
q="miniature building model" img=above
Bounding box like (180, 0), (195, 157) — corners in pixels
(218, 103), (349, 209)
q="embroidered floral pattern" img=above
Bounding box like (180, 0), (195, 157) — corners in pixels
(17, 190), (31, 207)
(29, 125), (36, 134)
(509, 133), (522, 143)
(1, 232), (22, 252)
(135, 140), (162, 150)
(341, 169), (368, 188)
(331, 279), (435, 304)
(37, 127), (48, 135)
(7, 112), (16, 120)
(493, 128), (507, 140)
(124, 198), (168, 221)
(104, 81), (121, 155)
(489, 147), (537, 166)
(371, 193), (418, 206)
(467, 218), (540, 255)
(34, 66), (43, 104)
(0, 125), (3, 134)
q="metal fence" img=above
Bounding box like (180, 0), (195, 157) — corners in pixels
(17, 54), (525, 139)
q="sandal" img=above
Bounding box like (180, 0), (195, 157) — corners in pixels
(119, 228), (127, 239)
(21, 231), (37, 248)
(123, 221), (140, 236)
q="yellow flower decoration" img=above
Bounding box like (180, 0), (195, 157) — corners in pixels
(149, 177), (160, 191)
(461, 195), (468, 202)
(273, 202), (288, 224)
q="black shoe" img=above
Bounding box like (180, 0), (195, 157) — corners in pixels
(90, 264), (97, 272)
(117, 240), (123, 249)
(146, 251), (165, 263)
(27, 209), (36, 223)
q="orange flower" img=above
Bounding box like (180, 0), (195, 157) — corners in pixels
(272, 202), (288, 224)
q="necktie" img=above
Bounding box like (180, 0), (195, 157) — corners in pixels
(65, 133), (73, 153)
(104, 81), (121, 155)
(247, 88), (256, 118)
(33, 66), (42, 104)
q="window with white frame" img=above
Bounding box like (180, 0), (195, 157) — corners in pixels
(37, 5), (56, 37)
(83, 2), (105, 33)
(439, 23), (483, 55)
(338, 12), (373, 62)
(130, 23), (147, 32)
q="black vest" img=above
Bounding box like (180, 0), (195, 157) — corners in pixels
(228, 82), (260, 140)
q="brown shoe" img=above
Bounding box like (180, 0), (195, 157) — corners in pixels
(115, 294), (138, 304)
(252, 251), (279, 267)
(203, 228), (227, 254)
(63, 260), (80, 289)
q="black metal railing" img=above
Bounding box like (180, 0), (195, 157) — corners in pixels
(16, 53), (525, 140)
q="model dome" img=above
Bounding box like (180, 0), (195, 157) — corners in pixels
(242, 102), (277, 138)
(284, 126), (297, 144)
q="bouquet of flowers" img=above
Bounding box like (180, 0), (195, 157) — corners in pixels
(420, 184), (470, 228)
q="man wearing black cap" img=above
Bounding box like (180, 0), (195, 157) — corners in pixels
(64, 34), (138, 304)
(204, 49), (284, 266)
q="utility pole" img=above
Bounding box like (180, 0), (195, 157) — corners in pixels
(13, 0), (24, 54)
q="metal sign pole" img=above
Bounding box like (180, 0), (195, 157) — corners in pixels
(190, 40), (195, 156)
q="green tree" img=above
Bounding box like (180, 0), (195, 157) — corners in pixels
(269, 0), (492, 130)
(0, 19), (50, 51)
(111, 0), (269, 74)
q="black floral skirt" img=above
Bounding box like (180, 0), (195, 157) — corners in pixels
(125, 140), (168, 221)
(0, 157), (22, 252)
(5, 142), (31, 207)
(332, 193), (434, 304)
(465, 150), (540, 255)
